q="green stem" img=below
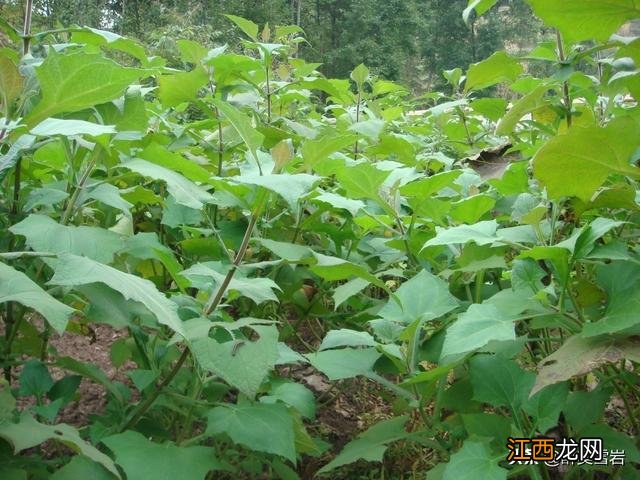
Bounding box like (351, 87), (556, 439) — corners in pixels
(120, 189), (271, 432)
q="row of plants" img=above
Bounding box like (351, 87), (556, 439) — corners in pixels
(1, 1), (639, 478)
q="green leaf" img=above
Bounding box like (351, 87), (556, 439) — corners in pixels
(350, 63), (370, 89)
(102, 430), (222, 480)
(207, 403), (295, 461)
(335, 163), (391, 201)
(319, 329), (378, 350)
(70, 27), (147, 61)
(25, 50), (143, 127)
(533, 117), (640, 201)
(0, 414), (120, 478)
(333, 278), (370, 309)
(495, 84), (548, 135)
(378, 270), (458, 325)
(442, 440), (506, 480)
(310, 252), (383, 288)
(30, 119), (116, 137)
(123, 159), (213, 210)
(523, 382), (568, 432)
(18, 360), (53, 398)
(450, 195), (496, 224)
(182, 263), (281, 304)
(55, 357), (124, 403)
(463, 0), (499, 23)
(300, 134), (356, 169)
(51, 456), (116, 480)
(48, 254), (185, 336)
(257, 239), (313, 262)
(425, 220), (498, 248)
(233, 173), (318, 212)
(225, 14), (259, 41)
(10, 214), (124, 264)
(314, 191), (365, 216)
(213, 99), (264, 164)
(532, 335), (640, 395)
(86, 184), (133, 218)
(318, 416), (409, 474)
(0, 261), (74, 334)
(0, 55), (23, 108)
(305, 348), (381, 380)
(158, 67), (208, 107)
(465, 52), (522, 92)
(261, 381), (316, 419)
(470, 355), (535, 409)
(191, 325), (279, 398)
(528, 0), (640, 43)
(138, 143), (212, 184)
(442, 289), (534, 360)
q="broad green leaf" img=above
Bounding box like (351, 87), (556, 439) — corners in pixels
(123, 159), (213, 209)
(318, 416), (409, 474)
(102, 430), (222, 480)
(206, 402), (295, 462)
(319, 329), (378, 350)
(86, 183), (133, 218)
(26, 50), (143, 127)
(351, 63), (370, 88)
(0, 414), (120, 478)
(261, 381), (316, 419)
(0, 56), (23, 107)
(138, 143), (212, 183)
(450, 195), (495, 224)
(533, 117), (640, 201)
(191, 325), (279, 398)
(48, 254), (185, 336)
(225, 14), (259, 41)
(349, 119), (385, 139)
(0, 134), (36, 182)
(310, 252), (383, 288)
(0, 261), (74, 334)
(463, 0), (499, 23)
(313, 191), (365, 216)
(461, 414), (511, 444)
(400, 170), (462, 199)
(564, 386), (612, 432)
(378, 270), (458, 325)
(78, 284), (153, 329)
(523, 382), (568, 432)
(532, 335), (640, 395)
(176, 39), (209, 64)
(424, 220), (498, 248)
(182, 263), (281, 304)
(162, 196), (203, 228)
(335, 163), (391, 201)
(469, 98), (508, 122)
(70, 27), (147, 61)
(18, 360), (53, 398)
(10, 214), (124, 264)
(51, 456), (115, 480)
(495, 84), (548, 135)
(333, 278), (370, 308)
(233, 173), (318, 212)
(158, 67), (208, 107)
(528, 0), (640, 43)
(442, 288), (538, 359)
(305, 348), (381, 380)
(465, 52), (522, 92)
(470, 355), (535, 409)
(257, 239), (313, 262)
(442, 440), (506, 480)
(30, 119), (116, 137)
(300, 134), (356, 169)
(213, 99), (264, 164)
(579, 425), (640, 463)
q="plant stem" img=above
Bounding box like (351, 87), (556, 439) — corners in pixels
(556, 30), (572, 129)
(120, 189), (270, 432)
(353, 90), (361, 159)
(61, 147), (102, 225)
